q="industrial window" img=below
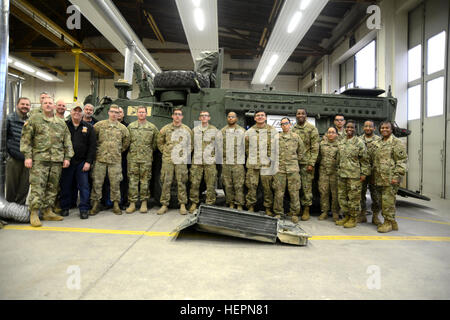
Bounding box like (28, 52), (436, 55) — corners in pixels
(426, 76), (445, 117)
(408, 44), (422, 82)
(355, 40), (376, 89)
(427, 31), (446, 75)
(407, 85), (421, 120)
(339, 57), (354, 92)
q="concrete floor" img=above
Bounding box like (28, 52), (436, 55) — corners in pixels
(0, 195), (449, 300)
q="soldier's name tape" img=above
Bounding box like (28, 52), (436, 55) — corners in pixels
(3, 225), (450, 242)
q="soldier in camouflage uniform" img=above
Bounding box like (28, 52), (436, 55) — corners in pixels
(272, 118), (304, 222)
(292, 108), (319, 221)
(373, 121), (407, 233)
(334, 114), (346, 141)
(218, 112), (246, 210)
(245, 110), (277, 216)
(360, 120), (382, 225)
(189, 111), (218, 213)
(156, 108), (193, 215)
(90, 104), (130, 215)
(336, 120), (370, 228)
(20, 96), (74, 227)
(318, 127), (340, 221)
(125, 106), (159, 214)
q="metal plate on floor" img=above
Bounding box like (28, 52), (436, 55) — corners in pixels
(172, 205), (309, 246)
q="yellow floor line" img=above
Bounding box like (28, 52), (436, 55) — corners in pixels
(397, 216), (450, 226)
(3, 225), (450, 242)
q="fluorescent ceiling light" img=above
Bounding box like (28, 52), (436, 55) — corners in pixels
(252, 0), (329, 85)
(194, 8), (205, 31)
(300, 0), (311, 10)
(14, 61), (35, 73)
(287, 11), (302, 33)
(8, 55), (63, 82)
(175, 0), (218, 61)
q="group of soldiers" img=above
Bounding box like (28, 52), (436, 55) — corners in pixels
(4, 93), (407, 234)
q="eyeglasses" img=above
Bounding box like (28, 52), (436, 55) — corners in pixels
(227, 116), (236, 118)
(280, 122), (290, 125)
(200, 114), (209, 117)
(173, 113), (182, 116)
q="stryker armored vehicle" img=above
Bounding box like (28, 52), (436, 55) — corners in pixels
(86, 50), (428, 211)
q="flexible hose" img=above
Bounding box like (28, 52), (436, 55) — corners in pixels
(0, 197), (29, 223)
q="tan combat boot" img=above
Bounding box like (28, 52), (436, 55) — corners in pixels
(189, 203), (197, 214)
(265, 208), (273, 217)
(318, 212), (328, 220)
(357, 210), (367, 223)
(157, 205), (168, 215)
(42, 208), (64, 221)
(372, 212), (382, 226)
(391, 219), (399, 231)
(126, 202), (136, 214)
(89, 201), (100, 216)
(344, 214), (357, 228)
(332, 212), (339, 222)
(377, 220), (393, 233)
(180, 204), (187, 215)
(301, 206), (310, 221)
(29, 209), (42, 227)
(113, 201), (122, 215)
(336, 214), (350, 226)
(247, 206), (254, 212)
(292, 215), (299, 223)
(229, 203), (235, 209)
(140, 201), (148, 213)
(237, 205), (243, 211)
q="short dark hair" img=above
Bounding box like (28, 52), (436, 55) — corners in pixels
(345, 119), (356, 127)
(254, 110), (266, 116)
(137, 106), (147, 112)
(334, 113), (345, 120)
(364, 119), (375, 126)
(327, 126), (337, 133)
(172, 107), (183, 115)
(280, 117), (291, 123)
(296, 108), (307, 114)
(379, 120), (393, 130)
(17, 97), (30, 105)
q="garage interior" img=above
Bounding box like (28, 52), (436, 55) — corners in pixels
(1, 0), (449, 300)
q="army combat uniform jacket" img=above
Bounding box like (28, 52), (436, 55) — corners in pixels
(94, 120), (130, 164)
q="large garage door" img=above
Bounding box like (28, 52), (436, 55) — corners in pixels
(407, 0), (449, 198)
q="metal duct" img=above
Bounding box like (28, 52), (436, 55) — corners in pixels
(0, 0), (10, 197)
(0, 197), (29, 223)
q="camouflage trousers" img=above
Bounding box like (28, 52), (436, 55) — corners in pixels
(160, 161), (188, 206)
(127, 161), (152, 202)
(361, 176), (381, 214)
(245, 168), (273, 209)
(189, 164), (217, 205)
(221, 164), (245, 206)
(91, 161), (123, 202)
(29, 161), (62, 211)
(318, 171), (339, 214)
(337, 177), (362, 216)
(299, 164), (314, 207)
(272, 171), (301, 215)
(376, 185), (399, 221)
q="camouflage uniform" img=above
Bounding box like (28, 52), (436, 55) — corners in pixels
(91, 120), (130, 202)
(127, 120), (159, 202)
(219, 125), (246, 207)
(20, 113), (74, 211)
(318, 139), (340, 215)
(292, 121), (319, 207)
(372, 135), (407, 222)
(360, 134), (382, 214)
(272, 131), (304, 216)
(157, 123), (193, 206)
(190, 124), (218, 205)
(245, 124), (277, 210)
(336, 136), (370, 217)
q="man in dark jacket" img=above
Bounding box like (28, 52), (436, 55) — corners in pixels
(6, 97), (31, 205)
(60, 105), (97, 219)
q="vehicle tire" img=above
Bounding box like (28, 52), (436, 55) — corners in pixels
(154, 70), (210, 89)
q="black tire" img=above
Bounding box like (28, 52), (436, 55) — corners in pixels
(154, 70), (210, 89)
